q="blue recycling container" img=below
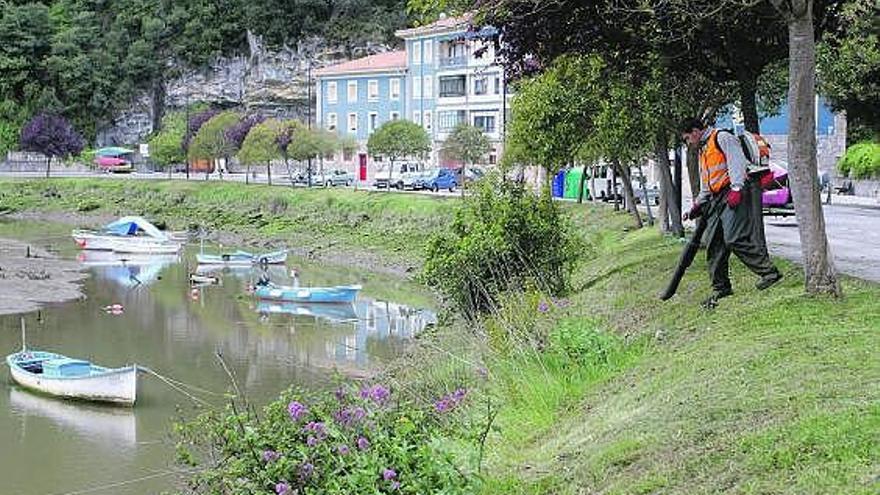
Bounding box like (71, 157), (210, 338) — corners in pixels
(552, 170), (566, 198)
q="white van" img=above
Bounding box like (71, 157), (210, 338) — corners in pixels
(373, 161), (424, 189)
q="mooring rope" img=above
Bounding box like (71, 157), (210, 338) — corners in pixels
(44, 468), (190, 495)
(136, 366), (222, 407)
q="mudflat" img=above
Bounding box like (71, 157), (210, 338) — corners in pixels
(0, 237), (87, 315)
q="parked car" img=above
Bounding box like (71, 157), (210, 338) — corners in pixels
(762, 161), (795, 216)
(374, 162), (423, 189)
(421, 168), (458, 192)
(326, 169), (355, 187)
(633, 185), (661, 205)
(453, 166), (486, 186)
(397, 169), (430, 190)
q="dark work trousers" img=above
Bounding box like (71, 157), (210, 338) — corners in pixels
(704, 185), (779, 292)
(750, 180), (768, 253)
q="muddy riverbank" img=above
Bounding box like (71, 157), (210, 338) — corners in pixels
(0, 237), (87, 315)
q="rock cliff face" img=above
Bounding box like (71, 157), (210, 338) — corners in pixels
(97, 34), (390, 146)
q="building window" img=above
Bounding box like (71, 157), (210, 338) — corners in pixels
(423, 76), (433, 98)
(424, 40), (433, 65)
(494, 76), (501, 95)
(439, 76), (466, 97)
(438, 110), (466, 131)
(327, 113), (337, 131)
(474, 76), (488, 95)
(413, 76), (421, 99)
(390, 78), (400, 100)
(348, 113), (357, 133)
(347, 81), (358, 103)
(390, 111), (400, 121)
(368, 112), (378, 133)
(413, 111), (421, 125)
(368, 80), (379, 101)
(424, 110), (432, 131)
(412, 41), (421, 64)
(327, 81), (337, 103)
(473, 115), (496, 133)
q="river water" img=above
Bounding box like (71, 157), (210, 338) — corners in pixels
(0, 221), (435, 495)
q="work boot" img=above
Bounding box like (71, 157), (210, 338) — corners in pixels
(700, 288), (733, 310)
(756, 270), (783, 290)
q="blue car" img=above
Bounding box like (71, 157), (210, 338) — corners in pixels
(419, 168), (458, 193)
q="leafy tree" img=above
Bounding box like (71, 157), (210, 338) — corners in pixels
(406, 0), (472, 25)
(185, 108), (220, 151)
(238, 119), (283, 184)
(441, 123), (491, 196)
(148, 111), (186, 170)
(504, 55), (602, 186)
(818, 0), (880, 137)
(19, 112), (84, 178)
(367, 120), (431, 189)
(0, 120), (19, 157)
(225, 113), (266, 152)
(187, 111), (240, 176)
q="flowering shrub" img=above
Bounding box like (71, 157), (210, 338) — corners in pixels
(175, 384), (475, 494)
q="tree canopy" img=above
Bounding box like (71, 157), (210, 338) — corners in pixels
(237, 118), (283, 165)
(442, 123), (491, 167)
(367, 120), (431, 163)
(147, 110), (186, 168)
(187, 111), (241, 161)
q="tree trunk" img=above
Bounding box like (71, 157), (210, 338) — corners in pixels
(46, 157), (51, 178)
(685, 144), (700, 201)
(785, 0), (841, 295)
(739, 75), (760, 133)
(267, 161), (272, 186)
(637, 163), (654, 226)
(246, 163), (250, 184)
(612, 167), (620, 211)
(674, 146), (683, 226)
(590, 165), (598, 203)
(577, 164), (588, 203)
(613, 161), (642, 228)
(461, 162), (467, 198)
(655, 133), (683, 236)
(388, 159), (394, 192)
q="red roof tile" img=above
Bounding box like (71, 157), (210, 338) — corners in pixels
(314, 51), (407, 76)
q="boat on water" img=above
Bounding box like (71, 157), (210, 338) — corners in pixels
(254, 283), (362, 304)
(5, 350), (138, 406)
(73, 216), (184, 253)
(196, 249), (288, 266)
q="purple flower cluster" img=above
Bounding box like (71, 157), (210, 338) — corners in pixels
(333, 406), (366, 428)
(383, 468), (397, 481)
(303, 421), (327, 446)
(434, 388), (468, 413)
(538, 301), (551, 313)
(275, 481), (291, 495)
(300, 462), (315, 480)
(356, 436), (370, 451)
(359, 384), (390, 403)
(288, 401), (308, 422)
(262, 449), (280, 463)
(554, 298), (572, 308)
(337, 444), (350, 455)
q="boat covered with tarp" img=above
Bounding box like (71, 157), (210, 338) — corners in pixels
(6, 350), (138, 406)
(73, 216), (184, 253)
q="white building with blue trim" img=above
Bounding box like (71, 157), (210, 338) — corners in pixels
(315, 13), (510, 176)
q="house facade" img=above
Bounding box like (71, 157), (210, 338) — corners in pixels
(315, 13), (510, 177)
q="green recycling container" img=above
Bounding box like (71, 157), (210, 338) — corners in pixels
(564, 168), (590, 199)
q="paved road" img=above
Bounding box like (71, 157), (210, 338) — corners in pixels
(764, 204), (880, 282)
(2, 171), (878, 282)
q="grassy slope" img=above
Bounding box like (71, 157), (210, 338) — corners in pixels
(0, 179), (453, 269)
(2, 180), (876, 492)
(483, 206), (879, 494)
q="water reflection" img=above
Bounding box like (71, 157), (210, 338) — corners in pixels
(78, 251), (179, 288)
(8, 387), (138, 449)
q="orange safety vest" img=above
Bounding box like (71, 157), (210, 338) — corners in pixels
(700, 129), (731, 194)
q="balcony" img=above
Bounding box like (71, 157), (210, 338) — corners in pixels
(439, 56), (467, 68)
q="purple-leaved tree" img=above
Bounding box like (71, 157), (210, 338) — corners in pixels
(19, 113), (85, 178)
(225, 114), (266, 152)
(183, 108), (220, 152)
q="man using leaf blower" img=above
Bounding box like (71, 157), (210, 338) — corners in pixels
(673, 118), (782, 309)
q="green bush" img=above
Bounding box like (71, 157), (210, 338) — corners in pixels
(423, 174), (579, 318)
(175, 384), (475, 494)
(837, 141), (880, 179)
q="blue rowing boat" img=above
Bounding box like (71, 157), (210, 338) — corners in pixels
(254, 283), (362, 304)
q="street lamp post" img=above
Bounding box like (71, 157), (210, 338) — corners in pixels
(307, 61), (312, 188)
